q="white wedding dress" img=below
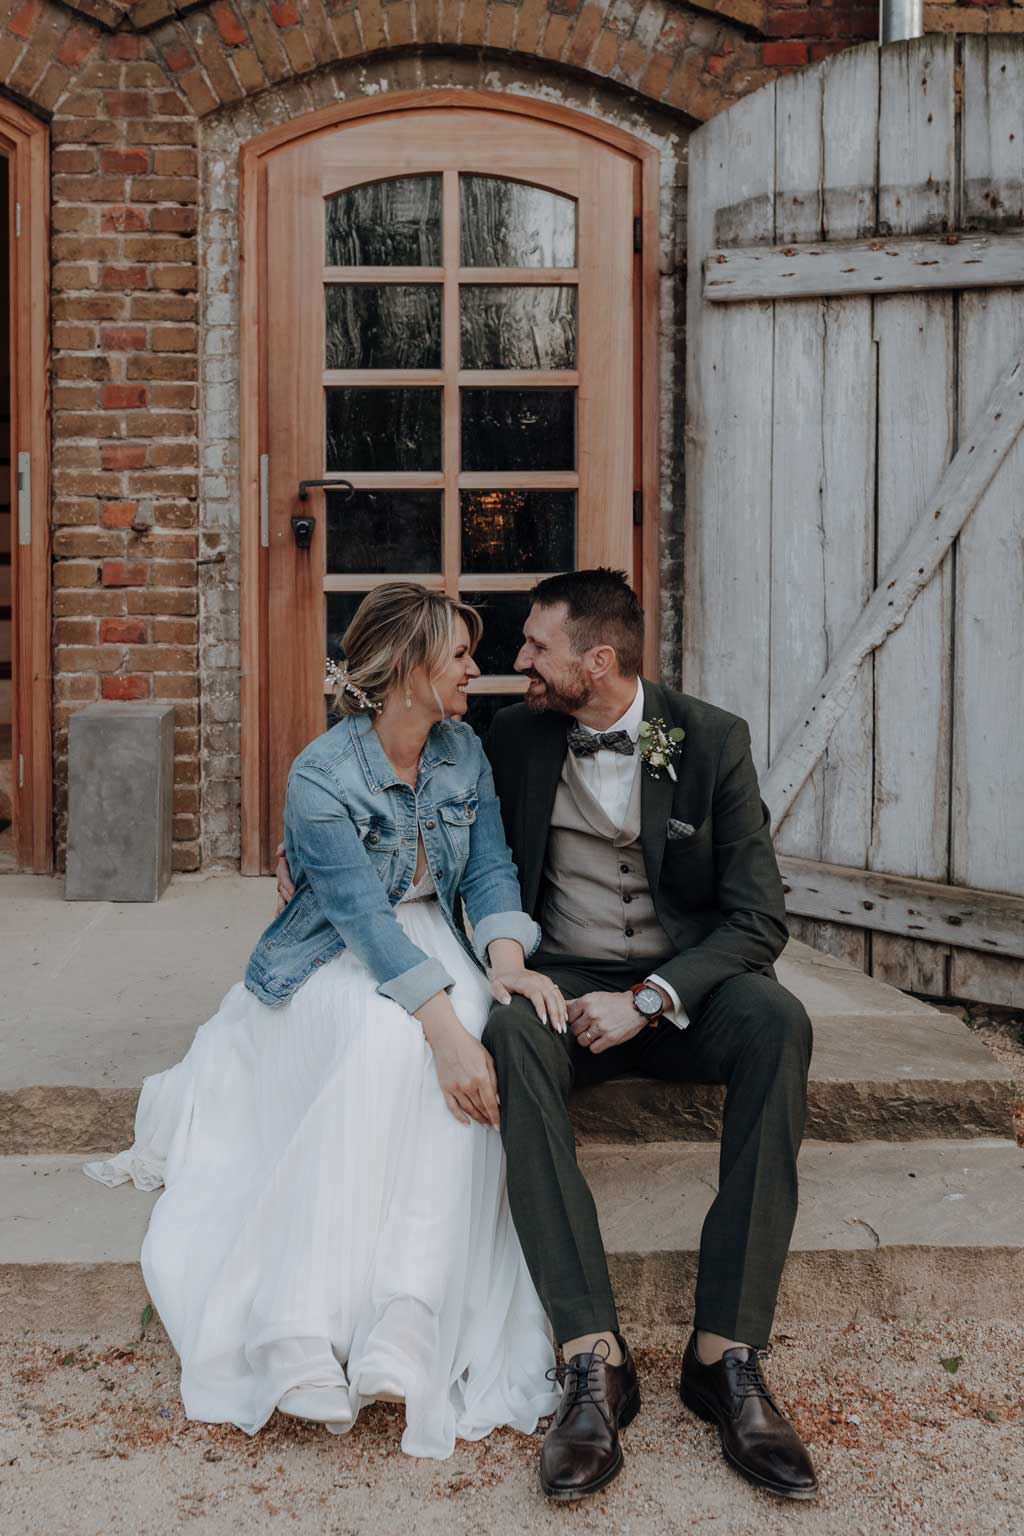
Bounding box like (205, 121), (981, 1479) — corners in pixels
(83, 868), (558, 1457)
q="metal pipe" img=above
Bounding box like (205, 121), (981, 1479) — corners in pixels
(880, 0), (924, 44)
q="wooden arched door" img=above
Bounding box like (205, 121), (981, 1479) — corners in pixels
(245, 96), (656, 870)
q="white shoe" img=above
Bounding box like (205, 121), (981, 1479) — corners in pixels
(277, 1383), (353, 1426)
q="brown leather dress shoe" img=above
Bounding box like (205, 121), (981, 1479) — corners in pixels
(540, 1337), (641, 1501)
(679, 1333), (818, 1500)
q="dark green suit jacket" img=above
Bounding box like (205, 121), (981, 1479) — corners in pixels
(485, 678), (789, 1019)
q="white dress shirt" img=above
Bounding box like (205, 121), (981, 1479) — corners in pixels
(572, 678), (690, 1029)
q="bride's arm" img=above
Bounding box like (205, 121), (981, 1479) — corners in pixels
(485, 937), (568, 1034)
(288, 763), (454, 1017)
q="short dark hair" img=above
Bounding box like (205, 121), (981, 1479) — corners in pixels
(530, 568), (644, 676)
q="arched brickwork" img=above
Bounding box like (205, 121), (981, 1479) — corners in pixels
(1, 0), (1021, 869)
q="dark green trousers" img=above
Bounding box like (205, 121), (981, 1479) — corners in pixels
(481, 957), (812, 1350)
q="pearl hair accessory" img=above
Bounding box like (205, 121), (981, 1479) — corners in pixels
(325, 657), (382, 715)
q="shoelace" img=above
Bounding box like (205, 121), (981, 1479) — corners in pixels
(545, 1341), (612, 1415)
(728, 1349), (781, 1412)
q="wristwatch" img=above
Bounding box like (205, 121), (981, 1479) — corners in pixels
(631, 982), (664, 1022)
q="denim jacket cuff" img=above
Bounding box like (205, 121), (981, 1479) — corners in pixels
(472, 910), (542, 967)
(377, 957), (455, 1014)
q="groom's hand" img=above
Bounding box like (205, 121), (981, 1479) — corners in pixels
(567, 991), (648, 1054)
(274, 841), (295, 914)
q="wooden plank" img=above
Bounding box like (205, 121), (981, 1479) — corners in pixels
(705, 231), (1024, 302)
(770, 50), (879, 971)
(239, 145), (263, 873)
(684, 82), (777, 766)
(951, 36), (1024, 1008)
(868, 35), (957, 995)
(778, 856), (1024, 959)
(5, 98), (51, 873)
(762, 350), (1024, 830)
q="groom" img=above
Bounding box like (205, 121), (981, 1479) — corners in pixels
(482, 569), (818, 1503)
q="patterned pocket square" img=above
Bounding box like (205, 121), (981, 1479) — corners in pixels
(667, 818), (696, 840)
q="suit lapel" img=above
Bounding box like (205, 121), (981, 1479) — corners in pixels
(518, 710), (570, 918)
(640, 677), (677, 897)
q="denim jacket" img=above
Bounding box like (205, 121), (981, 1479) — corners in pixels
(244, 714), (541, 1013)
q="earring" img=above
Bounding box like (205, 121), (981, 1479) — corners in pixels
(405, 685), (413, 710)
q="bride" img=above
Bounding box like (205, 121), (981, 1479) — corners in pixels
(85, 582), (566, 1458)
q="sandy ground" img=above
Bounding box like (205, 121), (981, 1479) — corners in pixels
(1, 1319), (1021, 1536)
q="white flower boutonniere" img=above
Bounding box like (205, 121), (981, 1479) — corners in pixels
(637, 718), (685, 781)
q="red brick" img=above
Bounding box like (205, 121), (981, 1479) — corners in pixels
(54, 560), (99, 589)
(766, 11), (833, 37)
(102, 559), (148, 587)
(127, 589), (197, 616)
(126, 645), (195, 673)
(762, 40), (809, 65)
(101, 384), (148, 410)
(101, 266), (148, 291)
(100, 325), (147, 351)
(55, 618), (98, 645)
(163, 43), (194, 73)
(100, 148), (151, 175)
(212, 1), (248, 45)
(101, 444), (148, 472)
(58, 24), (99, 68)
(101, 206), (148, 235)
(101, 618), (147, 644)
(269, 0), (300, 24)
(105, 92), (150, 117)
(102, 675), (150, 701)
(8, 0), (39, 41)
(102, 501), (138, 528)
(109, 34), (145, 60)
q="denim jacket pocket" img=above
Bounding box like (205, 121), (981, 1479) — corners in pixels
(439, 797), (478, 860)
(355, 814), (400, 882)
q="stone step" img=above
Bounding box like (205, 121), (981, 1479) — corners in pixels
(2, 1139), (1021, 1334)
(1, 875), (1016, 1154)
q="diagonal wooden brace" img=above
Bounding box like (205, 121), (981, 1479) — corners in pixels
(764, 353), (1024, 835)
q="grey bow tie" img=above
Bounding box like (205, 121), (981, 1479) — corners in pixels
(567, 726), (635, 759)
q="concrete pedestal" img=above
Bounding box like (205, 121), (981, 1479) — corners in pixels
(65, 702), (175, 902)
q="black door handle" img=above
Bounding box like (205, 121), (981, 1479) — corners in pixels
(297, 478), (354, 502)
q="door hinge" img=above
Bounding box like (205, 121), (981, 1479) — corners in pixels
(259, 453), (269, 548)
(17, 452), (31, 545)
(18, 754), (25, 790)
(15, 201), (22, 238)
(632, 489), (643, 527)
(633, 216), (642, 253)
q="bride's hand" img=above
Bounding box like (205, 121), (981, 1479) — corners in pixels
(489, 969), (568, 1035)
(418, 1002), (501, 1129)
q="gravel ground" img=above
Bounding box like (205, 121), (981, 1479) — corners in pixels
(1, 1319), (1021, 1536)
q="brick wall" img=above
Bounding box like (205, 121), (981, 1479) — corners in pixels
(2, 0), (1020, 870)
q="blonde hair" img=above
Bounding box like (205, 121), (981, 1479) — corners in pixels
(332, 583), (482, 717)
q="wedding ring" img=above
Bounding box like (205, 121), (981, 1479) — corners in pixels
(582, 1029), (591, 1043)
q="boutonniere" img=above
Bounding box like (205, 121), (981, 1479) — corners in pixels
(637, 718), (685, 781)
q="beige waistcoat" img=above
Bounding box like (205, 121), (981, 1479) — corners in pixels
(539, 749), (674, 965)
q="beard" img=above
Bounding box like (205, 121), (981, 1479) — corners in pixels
(524, 663), (592, 715)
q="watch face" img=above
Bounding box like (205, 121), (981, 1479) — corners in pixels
(635, 986), (662, 1017)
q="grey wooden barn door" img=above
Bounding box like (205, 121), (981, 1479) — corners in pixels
(685, 36), (1024, 1005)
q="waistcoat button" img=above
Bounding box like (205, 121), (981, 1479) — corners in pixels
(624, 927), (635, 938)
(622, 893), (633, 904)
(620, 864), (630, 874)
(425, 818), (437, 830)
